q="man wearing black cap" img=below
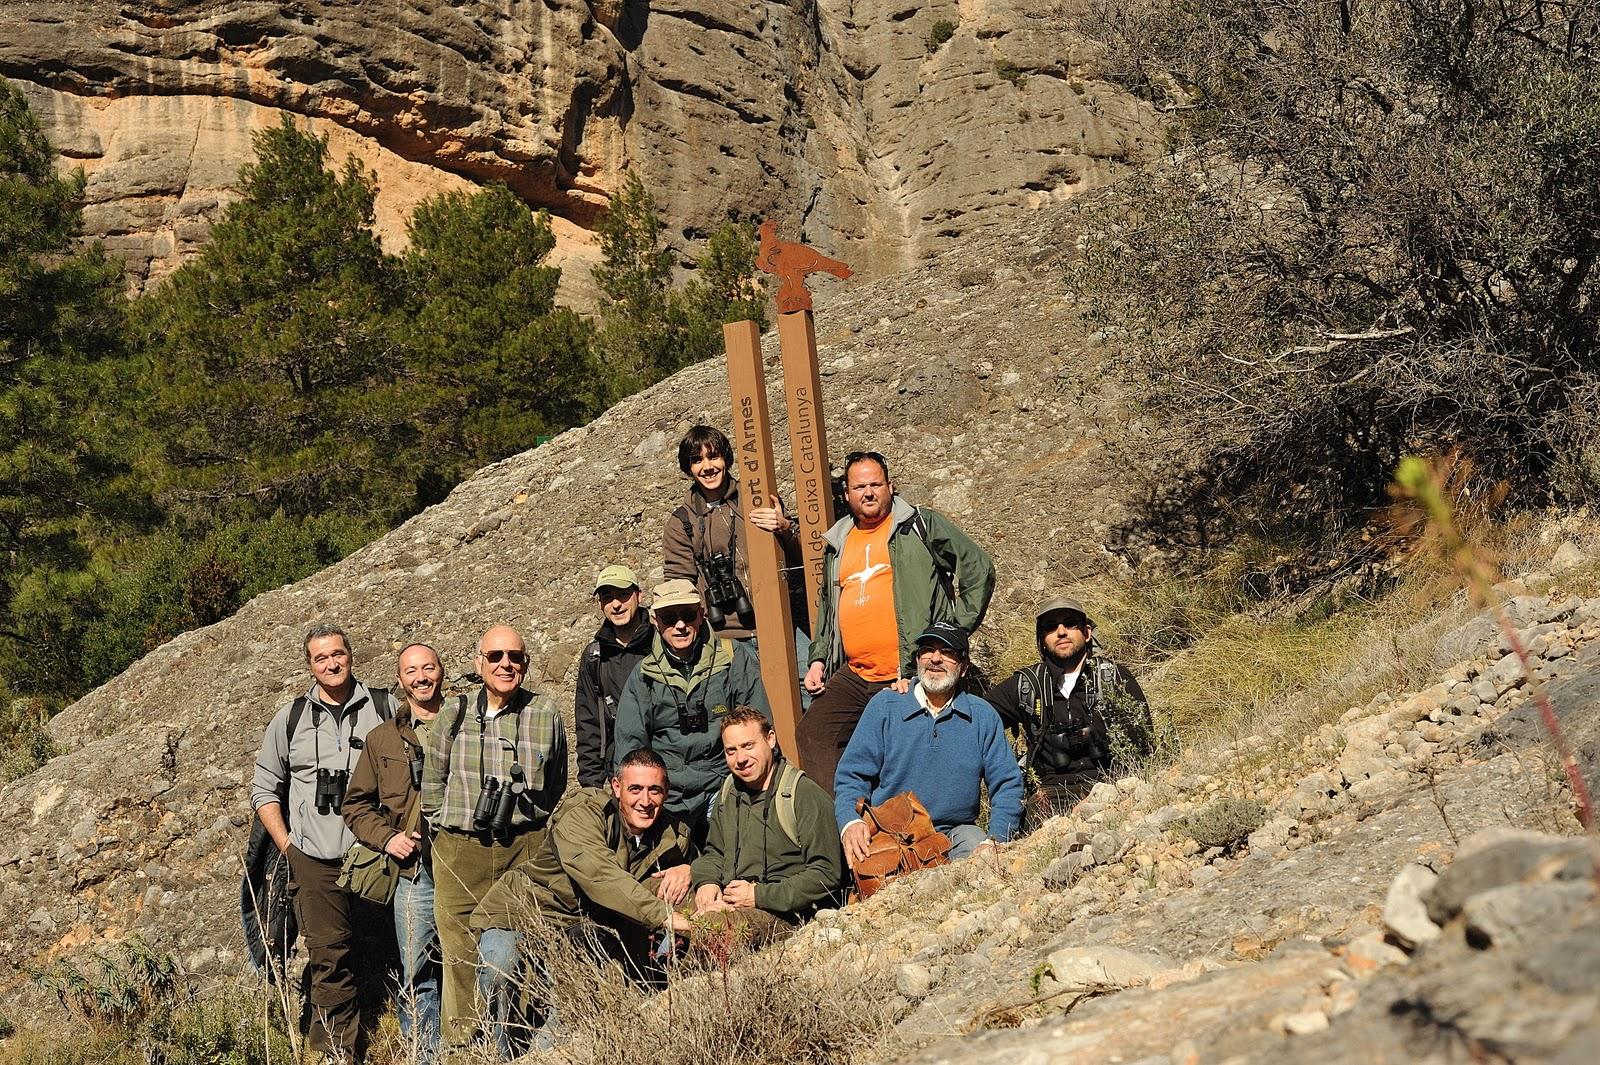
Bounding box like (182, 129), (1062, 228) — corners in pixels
(833, 621), (1023, 863)
(985, 597), (1151, 819)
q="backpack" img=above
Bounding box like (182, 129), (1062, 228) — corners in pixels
(241, 687), (392, 979)
(905, 507), (957, 605)
(715, 760), (805, 845)
(848, 791), (952, 901)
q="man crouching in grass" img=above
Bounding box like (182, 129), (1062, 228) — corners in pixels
(689, 707), (845, 946)
(468, 749), (695, 1055)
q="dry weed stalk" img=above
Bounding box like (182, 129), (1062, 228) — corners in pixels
(1394, 456), (1598, 853)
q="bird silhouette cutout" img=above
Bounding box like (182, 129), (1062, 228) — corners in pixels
(757, 220), (853, 313)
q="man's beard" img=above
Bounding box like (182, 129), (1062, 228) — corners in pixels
(919, 665), (961, 695)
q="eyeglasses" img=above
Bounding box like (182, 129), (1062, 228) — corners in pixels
(656, 607), (700, 628)
(479, 648), (528, 666)
(916, 643), (963, 660)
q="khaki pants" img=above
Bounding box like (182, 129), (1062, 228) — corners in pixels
(431, 828), (544, 1049)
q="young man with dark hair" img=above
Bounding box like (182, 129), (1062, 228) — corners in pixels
(690, 707), (843, 942)
(798, 451), (997, 795)
(574, 564), (652, 788)
(421, 626), (566, 1054)
(663, 424), (803, 642)
(250, 624), (393, 1060)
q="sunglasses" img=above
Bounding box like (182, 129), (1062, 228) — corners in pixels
(479, 648), (528, 666)
(1039, 614), (1089, 632)
(656, 607), (700, 627)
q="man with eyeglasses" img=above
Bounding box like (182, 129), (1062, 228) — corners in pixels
(574, 565), (653, 788)
(985, 598), (1150, 822)
(421, 625), (566, 1053)
(611, 579), (771, 843)
(798, 450), (995, 796)
(834, 622), (1023, 864)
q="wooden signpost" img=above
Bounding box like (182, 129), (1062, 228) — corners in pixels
(723, 222), (852, 769)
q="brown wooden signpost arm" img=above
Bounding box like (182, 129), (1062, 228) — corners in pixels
(725, 320), (804, 765)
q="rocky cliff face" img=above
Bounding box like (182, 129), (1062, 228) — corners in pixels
(1, 0), (1155, 292)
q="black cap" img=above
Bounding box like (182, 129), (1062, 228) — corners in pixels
(913, 620), (969, 656)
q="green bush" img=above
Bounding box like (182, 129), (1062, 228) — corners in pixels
(1172, 797), (1268, 853)
(994, 58), (1025, 85)
(0, 695), (58, 784)
(927, 19), (957, 51)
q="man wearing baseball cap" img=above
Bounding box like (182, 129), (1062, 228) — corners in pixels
(834, 620), (1023, 864)
(985, 597), (1150, 820)
(611, 578), (771, 842)
(574, 564), (653, 788)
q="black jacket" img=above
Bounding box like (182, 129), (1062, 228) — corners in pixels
(574, 619), (653, 787)
(987, 653), (1147, 789)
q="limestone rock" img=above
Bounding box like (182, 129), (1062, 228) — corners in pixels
(1042, 945), (1173, 991)
(1383, 864), (1442, 948)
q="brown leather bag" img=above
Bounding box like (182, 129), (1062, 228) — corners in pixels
(849, 791), (952, 900)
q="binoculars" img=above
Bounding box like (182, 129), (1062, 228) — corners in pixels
(472, 764), (527, 834)
(702, 551), (753, 628)
(315, 767), (349, 816)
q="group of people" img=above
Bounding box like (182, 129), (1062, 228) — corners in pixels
(249, 427), (1150, 1062)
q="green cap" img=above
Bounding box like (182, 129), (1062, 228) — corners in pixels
(594, 565), (640, 593)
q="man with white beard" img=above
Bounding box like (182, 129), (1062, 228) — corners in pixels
(833, 621), (1024, 863)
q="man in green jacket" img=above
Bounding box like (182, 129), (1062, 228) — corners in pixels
(612, 579), (771, 840)
(691, 707), (844, 943)
(470, 749), (696, 1054)
(797, 451), (996, 795)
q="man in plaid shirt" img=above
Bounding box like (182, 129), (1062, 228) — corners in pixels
(422, 625), (566, 1052)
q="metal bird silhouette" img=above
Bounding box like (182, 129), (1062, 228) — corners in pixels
(757, 220), (853, 313)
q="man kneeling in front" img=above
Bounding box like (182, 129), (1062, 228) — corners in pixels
(835, 622), (1024, 867)
(690, 707), (844, 941)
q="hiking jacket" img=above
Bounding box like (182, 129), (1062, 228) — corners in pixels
(806, 496), (996, 678)
(470, 786), (697, 934)
(834, 686), (1024, 842)
(250, 681), (389, 861)
(663, 478), (803, 641)
(690, 761), (845, 919)
(611, 632), (770, 819)
(988, 651), (1148, 788)
(342, 705), (435, 879)
(574, 620), (653, 788)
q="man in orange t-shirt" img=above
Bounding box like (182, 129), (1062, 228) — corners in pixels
(797, 451), (995, 796)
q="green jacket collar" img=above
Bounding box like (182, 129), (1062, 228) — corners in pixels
(640, 631), (734, 693)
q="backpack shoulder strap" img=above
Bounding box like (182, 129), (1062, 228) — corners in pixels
(367, 687), (394, 721)
(285, 696), (310, 742)
(717, 772), (736, 814)
(774, 761), (803, 846)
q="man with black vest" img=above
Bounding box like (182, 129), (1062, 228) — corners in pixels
(250, 623), (393, 1061)
(422, 625), (566, 1053)
(985, 597), (1150, 821)
(574, 564), (652, 788)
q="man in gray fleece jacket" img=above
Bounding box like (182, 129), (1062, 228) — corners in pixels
(250, 624), (391, 1060)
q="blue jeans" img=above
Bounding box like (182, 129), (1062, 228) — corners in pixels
(945, 824), (992, 861)
(476, 928), (525, 1060)
(394, 863), (440, 1062)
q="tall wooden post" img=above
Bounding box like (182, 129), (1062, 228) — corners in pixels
(724, 320), (803, 765)
(778, 311), (834, 632)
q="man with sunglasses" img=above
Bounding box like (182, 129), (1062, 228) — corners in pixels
(798, 450), (995, 796)
(421, 626), (566, 1053)
(985, 598), (1150, 822)
(574, 565), (653, 788)
(611, 579), (771, 843)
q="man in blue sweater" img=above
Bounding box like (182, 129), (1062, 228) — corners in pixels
(834, 621), (1024, 863)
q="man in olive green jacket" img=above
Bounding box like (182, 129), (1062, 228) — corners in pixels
(691, 708), (844, 943)
(470, 750), (695, 1055)
(612, 579), (770, 839)
(798, 451), (996, 794)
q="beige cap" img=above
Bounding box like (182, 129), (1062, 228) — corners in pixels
(651, 578), (703, 610)
(1036, 597), (1095, 628)
(593, 564), (640, 593)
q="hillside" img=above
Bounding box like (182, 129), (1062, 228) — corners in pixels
(1, 0), (1157, 294)
(1, 180), (1594, 1061)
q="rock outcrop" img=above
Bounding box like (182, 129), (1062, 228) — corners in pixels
(1, 1), (1156, 292)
